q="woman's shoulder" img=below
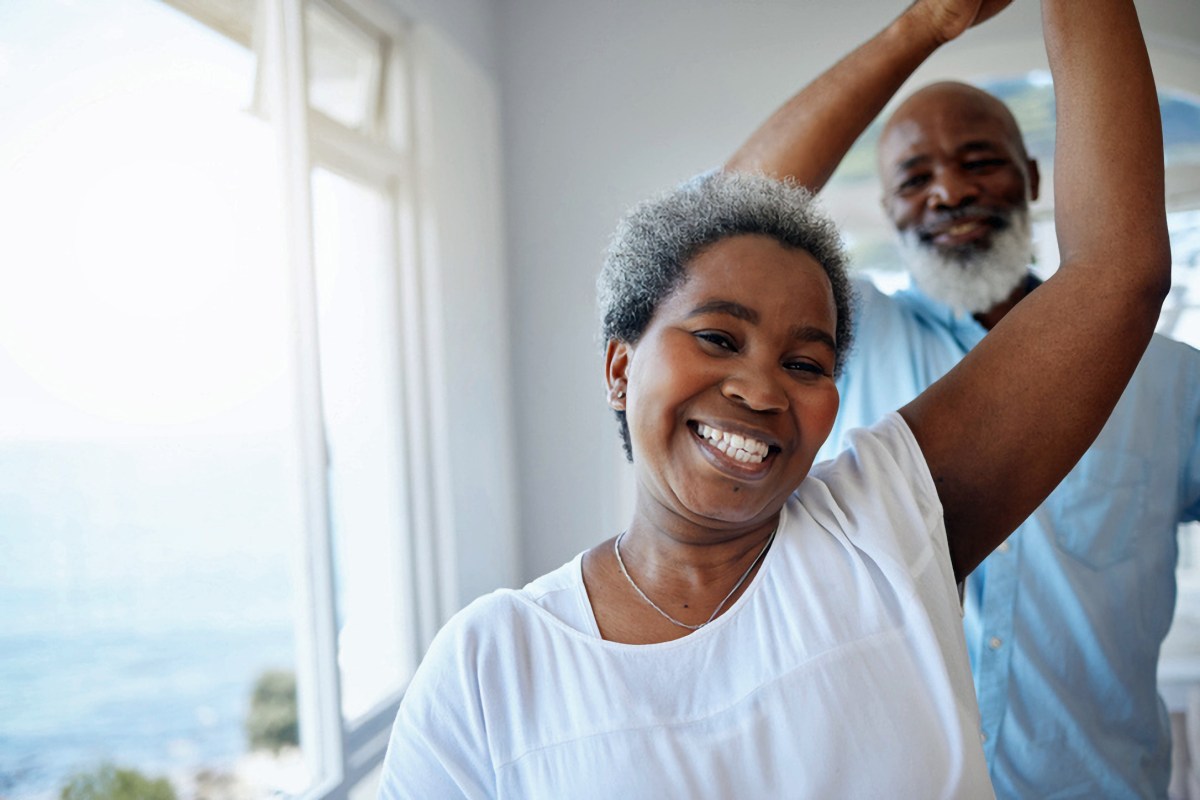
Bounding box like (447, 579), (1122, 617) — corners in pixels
(421, 589), (529, 666)
(521, 551), (584, 602)
(801, 412), (943, 541)
(423, 555), (589, 666)
(809, 412), (926, 483)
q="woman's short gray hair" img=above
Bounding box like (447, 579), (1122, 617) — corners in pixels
(597, 170), (855, 460)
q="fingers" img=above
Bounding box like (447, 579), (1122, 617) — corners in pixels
(909, 0), (1008, 44)
(970, 0), (1014, 29)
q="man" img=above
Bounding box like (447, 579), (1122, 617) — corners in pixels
(725, 0), (1200, 797)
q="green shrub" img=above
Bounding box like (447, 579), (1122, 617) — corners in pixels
(245, 668), (299, 752)
(59, 763), (176, 800)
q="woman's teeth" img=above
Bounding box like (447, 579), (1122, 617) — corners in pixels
(696, 423), (769, 464)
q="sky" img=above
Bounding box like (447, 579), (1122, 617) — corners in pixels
(0, 0), (295, 441)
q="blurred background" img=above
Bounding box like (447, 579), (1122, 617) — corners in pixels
(1, 0), (1198, 797)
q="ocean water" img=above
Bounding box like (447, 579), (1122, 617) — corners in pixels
(0, 611), (294, 798)
(0, 437), (302, 799)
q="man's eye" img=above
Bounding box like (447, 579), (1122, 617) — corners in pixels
(695, 331), (736, 351)
(964, 158), (1005, 171)
(897, 174), (929, 193)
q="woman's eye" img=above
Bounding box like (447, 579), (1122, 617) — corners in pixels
(695, 331), (736, 351)
(786, 360), (827, 376)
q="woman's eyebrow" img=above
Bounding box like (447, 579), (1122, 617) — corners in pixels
(791, 324), (836, 351)
(687, 301), (835, 349)
(686, 299), (758, 323)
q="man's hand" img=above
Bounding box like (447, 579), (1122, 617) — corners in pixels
(910, 0), (1013, 44)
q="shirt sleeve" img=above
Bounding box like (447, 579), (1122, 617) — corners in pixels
(379, 716), (482, 800)
(809, 413), (947, 557)
(378, 607), (498, 800)
(1183, 362), (1200, 523)
(806, 411), (964, 634)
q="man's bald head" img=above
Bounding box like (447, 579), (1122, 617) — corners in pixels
(880, 82), (1031, 173)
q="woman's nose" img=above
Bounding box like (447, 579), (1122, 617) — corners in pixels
(721, 367), (788, 412)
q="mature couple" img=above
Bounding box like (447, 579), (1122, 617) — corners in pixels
(381, 0), (1200, 797)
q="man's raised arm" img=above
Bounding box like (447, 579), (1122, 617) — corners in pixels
(724, 0), (1012, 189)
(901, 0), (1170, 577)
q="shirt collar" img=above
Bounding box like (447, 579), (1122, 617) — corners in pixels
(896, 272), (1040, 344)
(898, 284), (984, 331)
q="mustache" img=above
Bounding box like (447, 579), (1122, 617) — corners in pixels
(915, 205), (1013, 241)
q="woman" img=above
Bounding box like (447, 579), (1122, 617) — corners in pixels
(380, 1), (1167, 797)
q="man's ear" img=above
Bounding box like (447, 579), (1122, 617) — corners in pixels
(605, 339), (630, 410)
(1027, 158), (1041, 202)
(880, 192), (898, 225)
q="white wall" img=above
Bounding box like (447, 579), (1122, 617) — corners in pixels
(496, 0), (1200, 582)
(411, 25), (518, 610)
(389, 0), (499, 77)
(383, 0), (519, 608)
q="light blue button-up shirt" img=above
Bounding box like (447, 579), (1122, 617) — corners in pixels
(819, 276), (1200, 799)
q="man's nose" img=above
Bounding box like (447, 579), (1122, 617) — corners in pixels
(927, 168), (978, 210)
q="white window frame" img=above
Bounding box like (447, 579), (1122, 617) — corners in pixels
(164, 0), (447, 793)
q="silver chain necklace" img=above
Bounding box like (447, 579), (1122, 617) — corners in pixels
(613, 527), (777, 631)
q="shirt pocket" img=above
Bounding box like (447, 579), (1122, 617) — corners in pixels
(1046, 447), (1150, 570)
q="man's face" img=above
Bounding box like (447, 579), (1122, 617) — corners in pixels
(878, 86), (1039, 313)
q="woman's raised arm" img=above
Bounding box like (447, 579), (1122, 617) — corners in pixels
(901, 0), (1171, 577)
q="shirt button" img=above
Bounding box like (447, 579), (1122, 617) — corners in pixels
(989, 637), (1003, 650)
(997, 541), (1010, 553)
(981, 732), (988, 743)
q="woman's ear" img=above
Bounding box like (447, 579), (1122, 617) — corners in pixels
(605, 339), (630, 410)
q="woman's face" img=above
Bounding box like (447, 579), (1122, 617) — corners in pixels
(606, 233), (840, 531)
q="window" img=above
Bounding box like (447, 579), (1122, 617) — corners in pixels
(0, 0), (433, 796)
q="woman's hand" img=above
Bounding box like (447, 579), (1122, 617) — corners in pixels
(909, 0), (1013, 44)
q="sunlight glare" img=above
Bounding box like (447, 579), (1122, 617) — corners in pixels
(0, 2), (291, 436)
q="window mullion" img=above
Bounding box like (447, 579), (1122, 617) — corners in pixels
(392, 35), (448, 651)
(263, 0), (346, 791)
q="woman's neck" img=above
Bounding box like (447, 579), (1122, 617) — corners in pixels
(581, 511), (780, 644)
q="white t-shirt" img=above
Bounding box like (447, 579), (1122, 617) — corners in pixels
(379, 413), (994, 799)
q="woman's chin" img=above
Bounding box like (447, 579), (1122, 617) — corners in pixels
(671, 489), (786, 529)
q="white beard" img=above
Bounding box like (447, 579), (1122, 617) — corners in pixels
(897, 208), (1033, 315)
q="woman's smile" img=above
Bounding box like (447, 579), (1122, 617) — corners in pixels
(690, 420), (778, 477)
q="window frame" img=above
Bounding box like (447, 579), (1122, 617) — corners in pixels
(161, 0), (446, 793)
